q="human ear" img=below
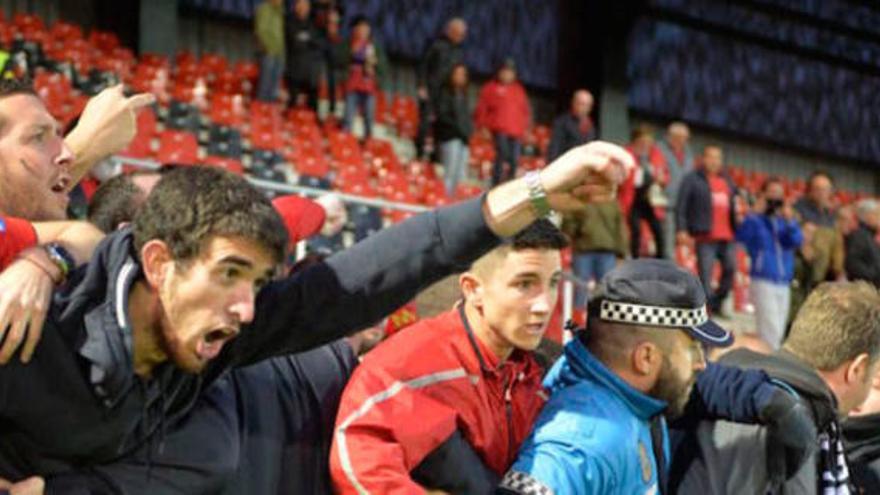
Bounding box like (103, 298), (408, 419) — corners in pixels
(847, 354), (871, 385)
(633, 341), (661, 376)
(459, 272), (483, 308)
(140, 240), (173, 290)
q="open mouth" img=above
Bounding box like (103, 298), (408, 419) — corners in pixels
(524, 323), (546, 335)
(51, 176), (71, 194)
(196, 327), (238, 361)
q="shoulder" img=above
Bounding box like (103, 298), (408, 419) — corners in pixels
(357, 313), (464, 376)
(531, 382), (633, 457)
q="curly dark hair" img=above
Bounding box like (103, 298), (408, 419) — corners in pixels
(132, 166), (288, 264)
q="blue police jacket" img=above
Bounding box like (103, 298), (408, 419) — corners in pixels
(500, 337), (668, 495)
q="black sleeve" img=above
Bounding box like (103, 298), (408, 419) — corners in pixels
(417, 43), (438, 87)
(412, 430), (499, 495)
(675, 175), (692, 233)
(230, 197), (500, 366)
(546, 117), (565, 162)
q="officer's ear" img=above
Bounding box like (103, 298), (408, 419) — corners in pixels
(632, 340), (663, 377)
(460, 272), (484, 309)
(140, 239), (174, 291)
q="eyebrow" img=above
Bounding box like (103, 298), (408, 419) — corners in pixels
(218, 256), (255, 269)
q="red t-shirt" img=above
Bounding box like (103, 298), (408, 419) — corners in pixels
(699, 175), (734, 242)
(0, 216), (38, 270)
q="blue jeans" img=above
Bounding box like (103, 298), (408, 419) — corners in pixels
(256, 54), (284, 102)
(439, 138), (470, 197)
(571, 252), (617, 308)
(696, 240), (736, 313)
(492, 133), (521, 186)
(343, 91), (376, 139)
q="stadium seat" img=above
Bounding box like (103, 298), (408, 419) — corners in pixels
(157, 130), (199, 164)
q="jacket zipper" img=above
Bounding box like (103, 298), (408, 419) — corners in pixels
(504, 372), (517, 465)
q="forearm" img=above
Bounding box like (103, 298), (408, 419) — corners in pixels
(63, 131), (103, 186)
(33, 221), (104, 265)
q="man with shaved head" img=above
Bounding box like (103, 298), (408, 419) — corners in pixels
(547, 89), (595, 161)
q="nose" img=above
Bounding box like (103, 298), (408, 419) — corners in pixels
(56, 139), (74, 170)
(693, 344), (707, 372)
(531, 289), (555, 317)
(228, 284), (257, 325)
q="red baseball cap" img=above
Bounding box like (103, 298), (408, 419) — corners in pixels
(272, 195), (327, 244)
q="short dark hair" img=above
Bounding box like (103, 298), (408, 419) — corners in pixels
(88, 173), (149, 233)
(133, 166), (287, 264)
(470, 219), (568, 276)
(0, 78), (37, 99)
(630, 123), (654, 142)
(509, 219), (569, 251)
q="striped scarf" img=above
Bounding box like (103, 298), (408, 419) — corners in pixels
(819, 422), (852, 495)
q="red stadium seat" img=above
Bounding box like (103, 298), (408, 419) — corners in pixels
(157, 130), (199, 164)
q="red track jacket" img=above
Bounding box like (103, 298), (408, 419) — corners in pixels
(474, 80), (531, 139)
(330, 306), (547, 494)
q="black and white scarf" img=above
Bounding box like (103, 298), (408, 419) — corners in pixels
(819, 421), (852, 495)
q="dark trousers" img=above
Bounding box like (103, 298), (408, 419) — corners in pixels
(492, 133), (521, 186)
(629, 194), (665, 258)
(696, 240), (736, 312)
(286, 76), (318, 113)
(415, 97), (431, 159)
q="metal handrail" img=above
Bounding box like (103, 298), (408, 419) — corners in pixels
(109, 155), (431, 213)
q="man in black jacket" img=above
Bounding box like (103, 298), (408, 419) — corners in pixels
(844, 199), (880, 287)
(284, 0), (323, 112)
(415, 17), (467, 159)
(675, 146), (738, 315)
(546, 89), (595, 162)
(670, 281), (880, 494)
(0, 141), (634, 491)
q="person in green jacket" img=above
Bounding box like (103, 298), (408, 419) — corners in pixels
(337, 16), (388, 139)
(562, 201), (628, 308)
(254, 0), (285, 101)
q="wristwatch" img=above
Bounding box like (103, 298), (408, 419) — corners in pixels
(524, 171), (551, 218)
(43, 242), (75, 281)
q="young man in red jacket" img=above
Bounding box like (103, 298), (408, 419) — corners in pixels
(330, 219), (566, 494)
(475, 58), (531, 187)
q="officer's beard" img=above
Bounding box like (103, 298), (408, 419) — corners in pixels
(649, 354), (696, 420)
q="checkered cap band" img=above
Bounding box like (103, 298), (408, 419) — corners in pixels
(599, 300), (708, 328)
(499, 471), (555, 495)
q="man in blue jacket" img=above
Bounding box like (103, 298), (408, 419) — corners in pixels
(735, 177), (802, 349)
(498, 259), (815, 495)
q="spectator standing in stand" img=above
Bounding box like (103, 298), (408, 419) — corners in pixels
(623, 124), (668, 258)
(676, 145), (738, 316)
(474, 58), (531, 186)
(561, 199), (627, 312)
(416, 18), (467, 160)
(338, 16), (387, 140)
(844, 199), (880, 287)
(790, 171), (845, 320)
(656, 122), (694, 259)
(284, 0), (323, 113)
(735, 177), (802, 349)
(546, 89), (595, 162)
(254, 0), (285, 102)
(433, 63), (472, 197)
(313, 0), (341, 115)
